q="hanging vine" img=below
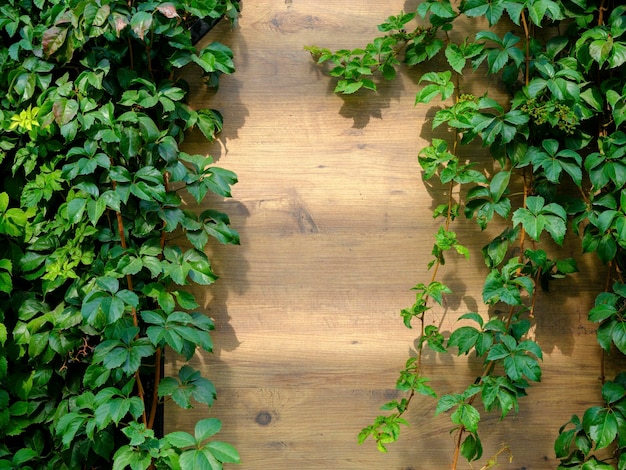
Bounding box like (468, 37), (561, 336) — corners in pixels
(308, 1), (626, 468)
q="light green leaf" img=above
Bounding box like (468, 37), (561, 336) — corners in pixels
(166, 431), (196, 449)
(195, 418), (222, 443)
(206, 442), (240, 463)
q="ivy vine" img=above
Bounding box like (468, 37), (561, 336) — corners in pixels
(308, 1), (626, 469)
(0, 0), (241, 469)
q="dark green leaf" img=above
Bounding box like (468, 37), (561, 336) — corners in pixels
(612, 321), (626, 355)
(589, 304), (618, 322)
(460, 433), (483, 462)
(583, 406), (618, 449)
(448, 326), (480, 355)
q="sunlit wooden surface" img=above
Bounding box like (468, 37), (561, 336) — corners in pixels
(164, 1), (607, 468)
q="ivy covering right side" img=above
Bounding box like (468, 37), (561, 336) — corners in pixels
(307, 2), (626, 469)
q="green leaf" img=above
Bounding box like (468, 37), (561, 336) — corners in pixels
(512, 210), (542, 240)
(195, 418), (222, 442)
(166, 431), (196, 449)
(589, 304), (618, 322)
(489, 170), (510, 202)
(190, 376), (217, 406)
(53, 98), (79, 126)
(42, 26), (68, 57)
(445, 43), (466, 73)
(583, 406), (618, 449)
(503, 351), (542, 382)
(197, 42), (235, 75)
(589, 37), (613, 67)
(458, 312), (484, 327)
(554, 427), (576, 458)
(512, 196), (566, 245)
(435, 394), (461, 415)
(601, 381), (626, 404)
(597, 321), (616, 352)
(206, 442), (240, 464)
(86, 197), (107, 225)
(612, 321), (626, 355)
(56, 412), (87, 448)
(184, 249), (217, 285)
(460, 433), (483, 462)
(196, 110), (224, 141)
(12, 448), (37, 466)
(205, 167), (237, 198)
(527, 0), (564, 26)
(67, 198), (87, 224)
(120, 127), (141, 158)
(173, 290), (200, 310)
(335, 79), (363, 94)
(451, 403), (480, 432)
(179, 449), (220, 470)
(448, 326), (480, 355)
(482, 265), (524, 306)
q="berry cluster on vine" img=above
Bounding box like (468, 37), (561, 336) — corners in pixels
(521, 98), (578, 134)
(458, 93), (476, 102)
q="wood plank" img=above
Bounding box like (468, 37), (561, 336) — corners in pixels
(164, 1), (609, 468)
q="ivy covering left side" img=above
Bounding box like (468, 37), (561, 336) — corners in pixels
(0, 0), (241, 469)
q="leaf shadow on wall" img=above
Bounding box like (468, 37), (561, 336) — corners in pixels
(334, 78), (404, 129)
(182, 19), (250, 163)
(403, 0), (421, 11)
(308, 59), (405, 129)
(162, 197), (250, 444)
(204, 198), (251, 356)
(182, 74), (248, 165)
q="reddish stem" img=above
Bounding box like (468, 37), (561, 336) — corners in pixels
(520, 11), (530, 86)
(147, 347), (162, 430)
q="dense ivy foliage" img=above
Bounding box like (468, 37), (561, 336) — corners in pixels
(0, 0), (241, 468)
(308, 1), (626, 469)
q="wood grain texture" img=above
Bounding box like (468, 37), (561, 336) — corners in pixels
(164, 1), (608, 468)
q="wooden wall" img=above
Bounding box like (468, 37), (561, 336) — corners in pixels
(165, 1), (611, 468)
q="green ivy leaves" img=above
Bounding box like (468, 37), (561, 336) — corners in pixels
(415, 71), (455, 104)
(512, 196), (567, 246)
(465, 170), (512, 229)
(159, 366), (217, 409)
(113, 418), (240, 470)
(521, 140), (583, 186)
(82, 277), (139, 327)
(588, 283), (626, 355)
(143, 310), (214, 360)
(556, 376), (626, 468)
(312, 0), (626, 468)
(0, 0), (241, 468)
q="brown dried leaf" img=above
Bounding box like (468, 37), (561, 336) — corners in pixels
(113, 13), (129, 37)
(157, 3), (179, 19)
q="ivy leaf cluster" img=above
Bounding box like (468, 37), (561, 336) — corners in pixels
(309, 0), (626, 468)
(0, 0), (242, 468)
